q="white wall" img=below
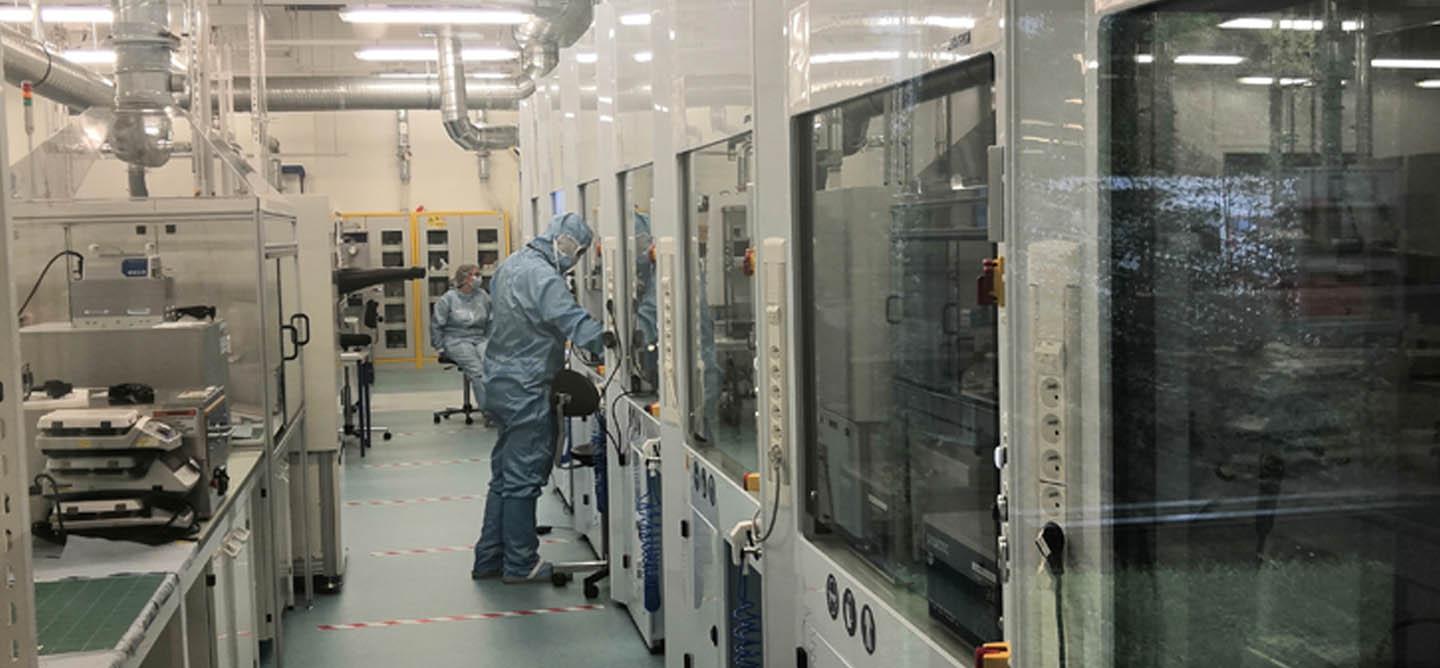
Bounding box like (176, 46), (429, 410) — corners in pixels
(4, 88), (521, 224)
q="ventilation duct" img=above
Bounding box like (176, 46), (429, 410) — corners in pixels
(435, 26), (519, 152)
(0, 28), (112, 110)
(110, 0), (180, 169)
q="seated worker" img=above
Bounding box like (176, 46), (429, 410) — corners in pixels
(430, 264), (492, 410)
(475, 213), (609, 584)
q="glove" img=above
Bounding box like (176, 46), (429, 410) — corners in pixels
(602, 330), (619, 350)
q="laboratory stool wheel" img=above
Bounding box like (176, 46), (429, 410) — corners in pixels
(583, 582), (601, 600)
(551, 572), (572, 587)
(434, 415), (442, 424)
(382, 430), (393, 441)
(465, 416), (475, 425)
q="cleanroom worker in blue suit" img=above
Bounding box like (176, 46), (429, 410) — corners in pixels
(474, 213), (607, 583)
(430, 264), (491, 409)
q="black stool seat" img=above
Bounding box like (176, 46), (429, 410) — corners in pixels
(434, 353), (482, 426)
(340, 333), (372, 349)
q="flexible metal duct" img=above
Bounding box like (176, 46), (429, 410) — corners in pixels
(110, 0), (179, 168)
(436, 26), (518, 151)
(0, 28), (112, 110)
(227, 76), (528, 113)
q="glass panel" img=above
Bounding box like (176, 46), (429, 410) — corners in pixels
(381, 230), (404, 246)
(1103, 4), (1440, 664)
(383, 282), (405, 298)
(384, 329), (407, 349)
(797, 56), (999, 650)
(383, 304), (406, 323)
(381, 251), (404, 267)
(577, 180), (605, 321)
(685, 134), (760, 483)
(623, 165), (658, 395)
(477, 229), (499, 244)
(427, 230), (448, 245)
(428, 278), (449, 299)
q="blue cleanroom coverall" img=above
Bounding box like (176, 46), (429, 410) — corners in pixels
(430, 286), (491, 406)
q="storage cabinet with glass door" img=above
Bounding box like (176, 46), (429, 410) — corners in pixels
(796, 56), (1001, 650)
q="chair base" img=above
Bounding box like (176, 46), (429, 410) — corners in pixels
(433, 404), (480, 425)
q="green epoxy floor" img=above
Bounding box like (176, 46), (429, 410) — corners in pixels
(276, 365), (663, 668)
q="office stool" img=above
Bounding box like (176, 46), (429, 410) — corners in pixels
(434, 353), (482, 425)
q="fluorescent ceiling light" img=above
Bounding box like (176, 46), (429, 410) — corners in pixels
(1219, 17), (1359, 31)
(63, 49), (116, 64)
(1373, 58), (1440, 69)
(1135, 54), (1154, 64)
(42, 6), (113, 22)
(575, 52), (597, 64)
(619, 12), (651, 26)
(1418, 79), (1440, 88)
(377, 71), (509, 79)
(1175, 54), (1245, 65)
(339, 7), (529, 25)
(921, 15), (976, 29)
(1238, 76), (1311, 86)
(0, 6), (113, 23)
(811, 50), (900, 64)
(355, 47), (518, 62)
(633, 51), (652, 62)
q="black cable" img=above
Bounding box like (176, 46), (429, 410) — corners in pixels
(749, 455), (783, 546)
(34, 474), (66, 538)
(1055, 574), (1067, 668)
(18, 251), (84, 318)
(605, 390), (637, 457)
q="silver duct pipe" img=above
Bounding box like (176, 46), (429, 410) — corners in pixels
(0, 28), (113, 109)
(436, 25), (517, 152)
(111, 0), (179, 168)
(227, 76), (527, 112)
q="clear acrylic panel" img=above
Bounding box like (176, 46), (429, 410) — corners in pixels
(623, 164), (657, 395)
(684, 133), (759, 483)
(1100, 2), (1440, 663)
(797, 55), (999, 650)
(577, 180), (605, 321)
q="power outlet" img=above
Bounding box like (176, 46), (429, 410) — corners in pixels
(1040, 376), (1062, 407)
(1040, 448), (1065, 484)
(1041, 484), (1066, 518)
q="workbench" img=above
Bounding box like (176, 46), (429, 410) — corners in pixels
(33, 449), (266, 668)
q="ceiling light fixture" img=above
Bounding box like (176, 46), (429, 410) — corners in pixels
(0, 6), (114, 23)
(377, 71), (510, 79)
(62, 49), (116, 64)
(633, 51), (653, 62)
(1417, 79), (1440, 88)
(1175, 54), (1245, 65)
(1373, 58), (1440, 69)
(339, 6), (530, 25)
(619, 12), (651, 26)
(811, 50), (901, 64)
(575, 52), (598, 64)
(355, 47), (519, 62)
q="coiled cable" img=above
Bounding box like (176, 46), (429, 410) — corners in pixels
(730, 565), (763, 668)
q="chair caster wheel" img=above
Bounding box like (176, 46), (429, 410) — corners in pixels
(465, 417), (475, 425)
(433, 416), (441, 424)
(383, 432), (393, 441)
(551, 572), (572, 587)
(583, 583), (600, 600)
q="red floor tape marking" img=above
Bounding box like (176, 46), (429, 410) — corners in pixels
(362, 457), (488, 470)
(344, 494), (483, 507)
(368, 539), (568, 558)
(317, 604), (605, 631)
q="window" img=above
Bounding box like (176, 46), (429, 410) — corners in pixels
(797, 56), (999, 650)
(1102, 4), (1440, 663)
(622, 165), (657, 395)
(684, 134), (759, 483)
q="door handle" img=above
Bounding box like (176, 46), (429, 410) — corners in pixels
(885, 295), (902, 324)
(290, 313), (312, 347)
(281, 324), (299, 361)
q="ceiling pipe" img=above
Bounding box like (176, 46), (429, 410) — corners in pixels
(436, 25), (517, 151)
(110, 0), (180, 169)
(0, 27), (113, 110)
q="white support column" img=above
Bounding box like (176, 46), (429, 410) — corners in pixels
(0, 41), (40, 668)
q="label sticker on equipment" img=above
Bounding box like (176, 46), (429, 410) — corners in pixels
(826, 575), (840, 620)
(842, 589), (857, 636)
(860, 605), (876, 655)
(318, 604), (604, 631)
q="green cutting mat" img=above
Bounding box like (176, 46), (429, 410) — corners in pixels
(35, 574), (167, 656)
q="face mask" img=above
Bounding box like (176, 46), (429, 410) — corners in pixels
(554, 234), (582, 271)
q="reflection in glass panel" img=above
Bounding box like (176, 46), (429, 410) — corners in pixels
(1104, 4), (1440, 664)
(798, 56), (999, 649)
(623, 165), (658, 395)
(576, 180), (605, 322)
(685, 134), (759, 482)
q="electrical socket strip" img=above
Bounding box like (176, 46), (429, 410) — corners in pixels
(761, 238), (789, 483)
(1028, 240), (1080, 524)
(602, 235), (620, 363)
(656, 237), (679, 425)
